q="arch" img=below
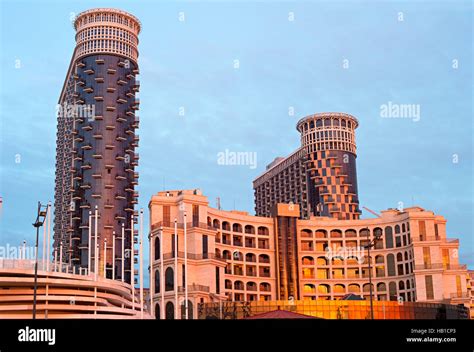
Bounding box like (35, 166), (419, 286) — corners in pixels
(399, 281), (405, 290)
(334, 284), (345, 293)
(330, 229), (342, 238)
(165, 302), (174, 319)
(377, 282), (386, 292)
(232, 223), (242, 232)
(234, 280), (244, 290)
(302, 256), (314, 265)
(245, 253), (256, 262)
(225, 279), (232, 289)
(165, 267), (174, 291)
(395, 225), (400, 234)
(348, 284), (360, 293)
(317, 257), (328, 266)
(258, 226), (269, 236)
(222, 221), (230, 231)
(301, 229), (313, 238)
(260, 282), (271, 292)
(385, 226), (394, 249)
(213, 219), (220, 229)
(154, 303), (160, 319)
(359, 228), (370, 237)
(222, 250), (231, 260)
(215, 248), (221, 259)
(233, 251), (243, 261)
(244, 225), (255, 234)
(318, 284), (330, 294)
(154, 270), (160, 293)
(375, 255), (384, 264)
(363, 283), (373, 293)
(259, 254), (270, 263)
(315, 229), (328, 238)
(207, 216), (212, 227)
(304, 284), (316, 293)
(396, 253), (403, 262)
(246, 281), (257, 291)
(154, 237), (160, 260)
(344, 229), (357, 237)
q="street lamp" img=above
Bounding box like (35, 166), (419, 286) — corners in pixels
(32, 201), (49, 319)
(362, 227), (382, 320)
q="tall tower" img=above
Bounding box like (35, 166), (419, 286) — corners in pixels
(54, 8), (141, 282)
(296, 112), (360, 220)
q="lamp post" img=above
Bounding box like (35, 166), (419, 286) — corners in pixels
(362, 227), (382, 320)
(32, 201), (48, 319)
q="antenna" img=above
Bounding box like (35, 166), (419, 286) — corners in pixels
(216, 197), (221, 210)
(362, 206), (380, 218)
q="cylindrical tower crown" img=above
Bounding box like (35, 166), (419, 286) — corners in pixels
(297, 113), (361, 220)
(74, 8), (141, 63)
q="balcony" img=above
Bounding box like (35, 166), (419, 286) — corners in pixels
(117, 97), (127, 104)
(414, 263), (444, 271)
(95, 58), (105, 64)
(115, 194), (126, 200)
(115, 154), (125, 161)
(80, 163), (92, 170)
(133, 81), (140, 92)
(107, 87), (116, 93)
(83, 68), (94, 75)
(116, 116), (127, 123)
(107, 68), (117, 74)
(83, 87), (93, 93)
(116, 136), (126, 141)
(106, 106), (116, 112)
(117, 79), (128, 85)
(81, 144), (92, 150)
(94, 96), (104, 101)
(115, 175), (127, 181)
(118, 61), (127, 67)
(126, 110), (135, 117)
(76, 62), (86, 68)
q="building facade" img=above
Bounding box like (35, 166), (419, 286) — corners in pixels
(254, 112), (361, 220)
(54, 8), (141, 282)
(149, 190), (470, 319)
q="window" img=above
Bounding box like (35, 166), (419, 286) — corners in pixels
(182, 264), (186, 287)
(165, 267), (174, 291)
(202, 235), (208, 259)
(163, 205), (170, 226)
(387, 254), (396, 276)
(419, 221), (426, 240)
(154, 270), (160, 293)
(435, 223), (439, 239)
(423, 247), (431, 267)
(385, 226), (393, 248)
(154, 237), (160, 260)
(216, 267), (220, 294)
(192, 204), (199, 227)
(425, 275), (434, 299)
(165, 302), (174, 319)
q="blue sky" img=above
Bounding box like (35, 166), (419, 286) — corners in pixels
(0, 0), (472, 284)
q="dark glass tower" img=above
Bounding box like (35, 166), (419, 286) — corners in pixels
(54, 8), (141, 282)
(254, 112), (361, 220)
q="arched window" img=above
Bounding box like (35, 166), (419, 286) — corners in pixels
(389, 282), (397, 301)
(258, 226), (269, 236)
(225, 279), (232, 289)
(259, 254), (270, 263)
(406, 279), (411, 289)
(246, 282), (257, 291)
(165, 302), (174, 319)
(375, 255), (384, 264)
(232, 223), (242, 232)
(301, 229), (313, 238)
(395, 225), (400, 234)
(234, 280), (244, 290)
(396, 253), (403, 262)
(363, 283), (373, 293)
(154, 303), (160, 319)
(223, 250), (231, 260)
(302, 256), (314, 265)
(318, 284), (330, 294)
(399, 281), (405, 290)
(374, 228), (384, 249)
(222, 221), (230, 231)
(165, 267), (174, 291)
(344, 229), (357, 237)
(260, 282), (271, 292)
(155, 270), (160, 293)
(304, 284), (316, 293)
(213, 219), (220, 229)
(330, 229), (342, 238)
(348, 284), (360, 293)
(377, 283), (386, 292)
(317, 257), (328, 266)
(154, 237), (160, 260)
(244, 225), (255, 234)
(387, 254), (396, 276)
(245, 253), (256, 262)
(181, 300), (193, 319)
(385, 226), (394, 249)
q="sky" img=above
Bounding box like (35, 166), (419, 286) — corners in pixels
(0, 0), (472, 286)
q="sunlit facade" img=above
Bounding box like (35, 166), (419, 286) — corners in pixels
(148, 190), (471, 319)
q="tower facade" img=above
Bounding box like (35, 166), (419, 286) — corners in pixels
(254, 112), (361, 220)
(54, 8), (141, 281)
